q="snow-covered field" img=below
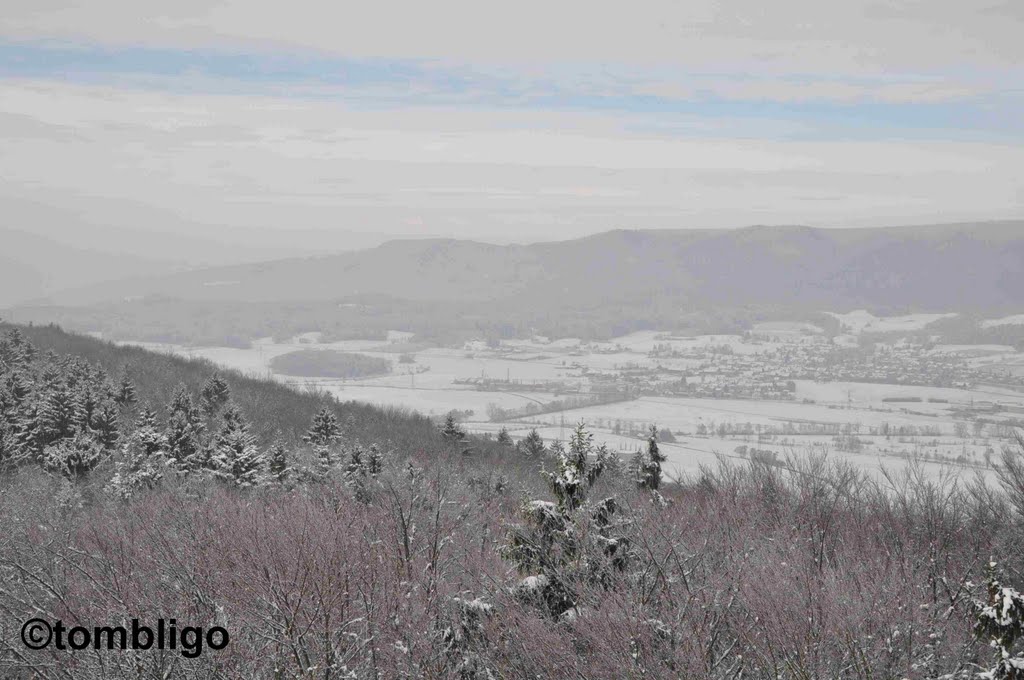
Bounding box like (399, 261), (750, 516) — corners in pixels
(508, 395), (961, 435)
(117, 325), (1023, 483)
(467, 423), (996, 482)
(826, 310), (957, 334)
(982, 313), (1024, 329)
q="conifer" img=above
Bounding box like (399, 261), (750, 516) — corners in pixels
(114, 368), (137, 408)
(304, 407), (341, 447)
(164, 385), (205, 469)
(211, 404), (262, 487)
(521, 428), (545, 456)
(200, 372), (231, 417)
(267, 441), (290, 483)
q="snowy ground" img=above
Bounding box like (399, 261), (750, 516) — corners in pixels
(982, 314), (1024, 329)
(117, 324), (1023, 482)
(826, 310), (958, 335)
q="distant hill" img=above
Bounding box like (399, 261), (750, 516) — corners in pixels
(39, 221), (1024, 311)
(0, 228), (186, 307)
(6, 221), (1024, 344)
(0, 223), (418, 307)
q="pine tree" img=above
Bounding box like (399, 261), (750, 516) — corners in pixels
(14, 400), (44, 459)
(134, 405), (167, 456)
(0, 422), (14, 470)
(136, 403), (158, 429)
(42, 433), (104, 480)
(634, 425), (668, 492)
(0, 329), (36, 369)
(304, 407), (341, 447)
(200, 372), (231, 417)
(39, 388), (77, 448)
(7, 372), (31, 408)
(107, 427), (165, 500)
(73, 386), (100, 434)
(975, 562), (1024, 679)
(521, 428), (545, 456)
(440, 413), (466, 442)
(304, 407), (341, 473)
(503, 422), (631, 619)
(496, 427), (513, 447)
(267, 441), (290, 483)
(344, 442), (386, 502)
(164, 385), (206, 470)
(114, 368), (137, 408)
(90, 400), (120, 451)
(440, 413), (469, 454)
(211, 404), (263, 487)
(546, 423), (603, 512)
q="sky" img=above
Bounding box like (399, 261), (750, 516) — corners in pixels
(1, 0), (1023, 248)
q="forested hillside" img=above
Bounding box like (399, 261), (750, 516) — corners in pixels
(4, 323), (1024, 677)
(7, 221), (1024, 346)
(0, 321), (440, 454)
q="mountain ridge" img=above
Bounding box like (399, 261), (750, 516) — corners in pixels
(5, 220), (1023, 346)
(16, 220), (1024, 313)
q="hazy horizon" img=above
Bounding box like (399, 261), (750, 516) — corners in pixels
(3, 0), (1023, 248)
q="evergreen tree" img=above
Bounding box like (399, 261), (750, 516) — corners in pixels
(440, 413), (466, 442)
(114, 368), (137, 408)
(107, 427), (166, 500)
(496, 427), (513, 447)
(42, 433), (104, 480)
(304, 407), (341, 473)
(200, 372), (231, 417)
(634, 425), (668, 492)
(503, 422), (631, 619)
(304, 407), (341, 447)
(7, 372), (31, 408)
(211, 404), (263, 488)
(344, 442), (386, 502)
(0, 422), (14, 469)
(267, 441), (291, 483)
(440, 413), (469, 454)
(313, 443), (334, 474)
(90, 400), (120, 451)
(547, 423), (604, 512)
(14, 400), (44, 460)
(39, 388), (77, 449)
(0, 328), (36, 369)
(136, 403), (158, 429)
(134, 405), (167, 456)
(521, 428), (546, 456)
(975, 562), (1024, 679)
(164, 385), (206, 470)
(73, 386), (100, 434)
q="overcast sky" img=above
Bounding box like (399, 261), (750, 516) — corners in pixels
(1, 0), (1022, 246)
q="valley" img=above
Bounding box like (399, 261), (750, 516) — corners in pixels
(113, 311), (1024, 482)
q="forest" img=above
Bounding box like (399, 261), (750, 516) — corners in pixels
(2, 322), (1024, 678)
(269, 349), (392, 379)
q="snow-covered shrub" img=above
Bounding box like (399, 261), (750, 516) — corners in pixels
(41, 432), (105, 479)
(106, 427), (166, 500)
(503, 422), (632, 618)
(442, 596), (495, 679)
(975, 562), (1024, 679)
(210, 405), (263, 488)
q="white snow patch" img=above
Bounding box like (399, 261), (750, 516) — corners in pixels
(982, 313), (1024, 328)
(826, 310), (957, 335)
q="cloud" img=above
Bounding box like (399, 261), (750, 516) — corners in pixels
(1, 0), (1022, 73)
(0, 78), (1021, 242)
(0, 1), (1020, 240)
